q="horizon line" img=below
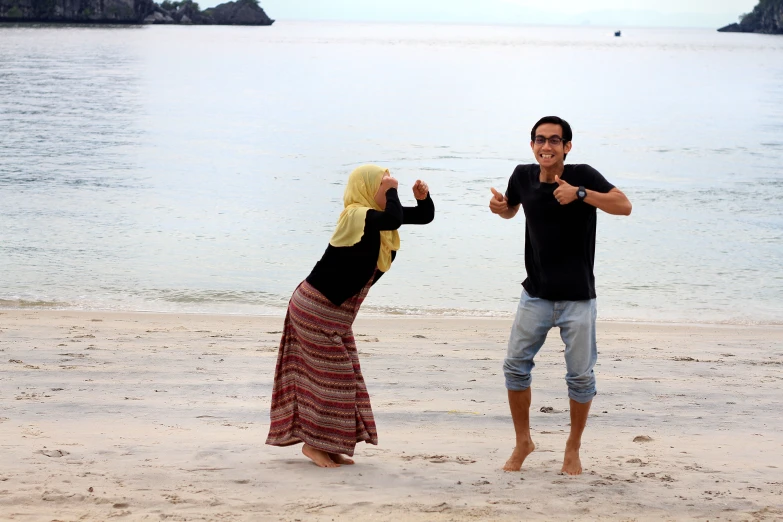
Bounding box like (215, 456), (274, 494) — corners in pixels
(246, 18), (739, 31)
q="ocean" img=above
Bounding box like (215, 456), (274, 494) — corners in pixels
(1, 21), (782, 324)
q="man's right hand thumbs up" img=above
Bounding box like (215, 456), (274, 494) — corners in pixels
(489, 187), (509, 214)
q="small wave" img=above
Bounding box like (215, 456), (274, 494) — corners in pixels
(0, 298), (71, 309)
(0, 175), (56, 185)
(362, 304), (512, 318)
(148, 289), (287, 306)
(597, 316), (783, 327)
(0, 174), (143, 190)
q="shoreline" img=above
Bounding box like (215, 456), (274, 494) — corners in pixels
(1, 309), (782, 520)
(2, 306), (782, 328)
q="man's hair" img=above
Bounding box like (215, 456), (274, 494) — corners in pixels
(530, 116), (573, 143)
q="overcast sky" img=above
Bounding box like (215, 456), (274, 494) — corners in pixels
(220, 0), (759, 28)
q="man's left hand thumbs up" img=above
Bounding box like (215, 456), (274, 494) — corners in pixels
(553, 175), (576, 205)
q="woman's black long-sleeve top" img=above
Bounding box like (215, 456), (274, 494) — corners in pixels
(305, 188), (435, 306)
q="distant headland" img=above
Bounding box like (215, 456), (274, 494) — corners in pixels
(718, 0), (782, 34)
(0, 0), (274, 25)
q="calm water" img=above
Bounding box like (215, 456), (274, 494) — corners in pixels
(1, 22), (782, 324)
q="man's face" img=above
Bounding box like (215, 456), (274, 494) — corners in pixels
(530, 123), (572, 168)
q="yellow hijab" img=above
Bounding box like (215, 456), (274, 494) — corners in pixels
(329, 164), (401, 272)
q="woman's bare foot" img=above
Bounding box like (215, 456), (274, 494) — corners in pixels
(503, 440), (535, 471)
(302, 444), (340, 468)
(329, 453), (354, 465)
(560, 443), (583, 475)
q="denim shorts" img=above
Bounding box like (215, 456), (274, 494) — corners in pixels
(503, 288), (598, 403)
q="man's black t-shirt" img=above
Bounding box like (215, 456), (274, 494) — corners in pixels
(505, 164), (615, 301)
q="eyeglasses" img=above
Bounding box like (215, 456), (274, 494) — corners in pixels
(533, 135), (564, 146)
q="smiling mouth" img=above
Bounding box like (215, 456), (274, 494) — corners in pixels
(540, 154), (555, 159)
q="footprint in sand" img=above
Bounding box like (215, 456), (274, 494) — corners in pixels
(420, 503), (450, 513)
(38, 449), (69, 458)
(401, 454), (476, 465)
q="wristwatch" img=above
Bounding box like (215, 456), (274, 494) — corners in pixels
(576, 186), (587, 201)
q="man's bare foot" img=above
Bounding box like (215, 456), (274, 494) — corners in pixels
(302, 444), (340, 468)
(329, 453), (354, 465)
(561, 444), (582, 475)
(503, 440), (535, 471)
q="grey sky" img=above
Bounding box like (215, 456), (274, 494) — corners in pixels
(222, 0), (759, 28)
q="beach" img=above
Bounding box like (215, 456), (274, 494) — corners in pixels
(3, 17), (783, 522)
(1, 309), (781, 520)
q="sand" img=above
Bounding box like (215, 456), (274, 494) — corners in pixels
(1, 309), (782, 521)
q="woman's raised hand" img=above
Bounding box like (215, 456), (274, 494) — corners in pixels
(380, 173), (399, 193)
(412, 180), (429, 200)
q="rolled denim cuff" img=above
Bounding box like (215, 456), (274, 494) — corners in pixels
(567, 387), (596, 404)
(503, 361), (532, 391)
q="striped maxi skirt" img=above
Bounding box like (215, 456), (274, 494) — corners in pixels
(265, 278), (378, 456)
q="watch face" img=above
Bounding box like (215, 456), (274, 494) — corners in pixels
(578, 188), (586, 198)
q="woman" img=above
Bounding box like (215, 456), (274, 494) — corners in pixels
(266, 164), (435, 468)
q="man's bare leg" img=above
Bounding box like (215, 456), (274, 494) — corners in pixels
(561, 398), (591, 475)
(329, 453), (354, 465)
(503, 388), (536, 471)
(302, 444), (340, 468)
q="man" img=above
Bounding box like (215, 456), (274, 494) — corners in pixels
(489, 116), (632, 475)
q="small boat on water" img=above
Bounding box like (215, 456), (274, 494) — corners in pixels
(615, 30), (622, 37)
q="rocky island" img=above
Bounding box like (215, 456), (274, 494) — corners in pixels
(718, 0), (782, 34)
(0, 0), (274, 25)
